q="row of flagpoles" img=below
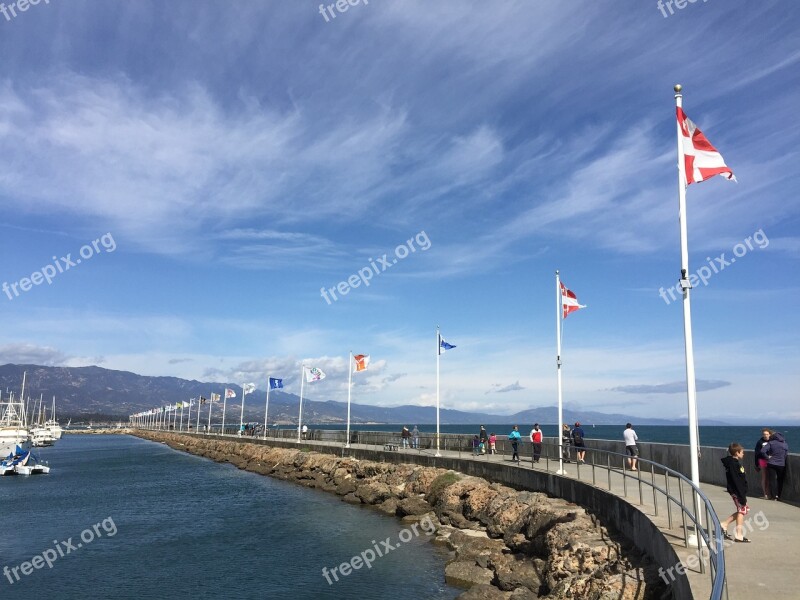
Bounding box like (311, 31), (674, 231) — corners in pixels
(130, 88), (733, 507)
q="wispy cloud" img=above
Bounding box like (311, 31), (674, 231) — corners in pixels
(608, 380), (732, 395)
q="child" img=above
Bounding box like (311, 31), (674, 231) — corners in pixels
(472, 435), (480, 457)
(489, 432), (497, 454)
(720, 443), (751, 543)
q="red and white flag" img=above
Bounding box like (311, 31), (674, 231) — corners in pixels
(561, 282), (585, 319)
(677, 107), (736, 185)
(224, 388), (236, 399)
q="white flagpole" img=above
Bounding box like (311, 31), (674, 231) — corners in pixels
(222, 392), (227, 435)
(297, 366), (306, 443)
(555, 270), (566, 475)
(207, 395), (214, 434)
(187, 400), (192, 432)
(675, 84), (703, 522)
(239, 384), (246, 434)
(346, 352), (353, 448)
(263, 380), (271, 440)
(196, 399), (201, 432)
(180, 403), (185, 431)
(435, 325), (441, 457)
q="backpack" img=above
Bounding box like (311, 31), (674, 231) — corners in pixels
(573, 431), (584, 445)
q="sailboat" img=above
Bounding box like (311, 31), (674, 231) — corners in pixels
(44, 396), (63, 441)
(0, 372), (32, 458)
(30, 395), (56, 447)
(5, 445), (50, 476)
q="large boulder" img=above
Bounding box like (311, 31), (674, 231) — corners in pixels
(445, 560), (495, 589)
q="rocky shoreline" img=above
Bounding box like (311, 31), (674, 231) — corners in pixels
(134, 431), (665, 599)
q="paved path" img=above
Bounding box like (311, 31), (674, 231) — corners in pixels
(184, 432), (800, 599)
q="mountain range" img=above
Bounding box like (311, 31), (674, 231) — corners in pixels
(0, 363), (730, 425)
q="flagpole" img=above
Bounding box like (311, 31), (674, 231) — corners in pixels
(239, 383), (246, 434)
(675, 84), (703, 525)
(556, 270), (566, 475)
(222, 392), (227, 436)
(263, 380), (271, 440)
(207, 394), (214, 434)
(187, 400), (192, 432)
(180, 403), (185, 432)
(196, 398), (201, 432)
(346, 352), (353, 448)
(297, 365), (305, 443)
(435, 325), (441, 457)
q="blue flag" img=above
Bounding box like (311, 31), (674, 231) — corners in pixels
(439, 337), (456, 354)
(269, 377), (284, 390)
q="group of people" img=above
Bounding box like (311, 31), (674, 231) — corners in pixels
(753, 428), (789, 501)
(471, 426), (498, 455)
(400, 426), (420, 449)
(505, 423), (588, 463)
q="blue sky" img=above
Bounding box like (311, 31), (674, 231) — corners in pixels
(1, 1), (798, 422)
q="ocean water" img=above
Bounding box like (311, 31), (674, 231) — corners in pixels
(0, 435), (458, 600)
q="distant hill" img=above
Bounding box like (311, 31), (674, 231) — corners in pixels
(0, 363), (729, 425)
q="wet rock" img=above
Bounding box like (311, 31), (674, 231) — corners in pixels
(396, 496), (433, 517)
(445, 560), (495, 588)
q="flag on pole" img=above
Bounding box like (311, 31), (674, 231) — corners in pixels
(225, 388), (236, 399)
(677, 108), (736, 185)
(269, 377), (284, 389)
(304, 366), (326, 382)
(560, 282), (586, 319)
(200, 396), (208, 405)
(439, 337), (456, 355)
(210, 393), (221, 403)
(353, 354), (370, 372)
(242, 383), (256, 396)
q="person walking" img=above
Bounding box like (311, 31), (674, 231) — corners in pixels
(479, 426), (488, 454)
(508, 426), (521, 462)
(720, 443), (751, 542)
(561, 423), (572, 462)
(472, 435), (481, 457)
(401, 426), (411, 449)
(530, 424), (543, 463)
(754, 428), (772, 499)
(765, 431), (789, 501)
(411, 425), (420, 449)
(489, 432), (497, 455)
(572, 422), (586, 463)
(623, 423), (639, 471)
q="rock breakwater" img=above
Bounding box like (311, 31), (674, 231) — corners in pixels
(134, 431), (665, 599)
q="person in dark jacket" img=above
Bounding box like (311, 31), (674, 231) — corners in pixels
(720, 443), (751, 542)
(572, 422), (586, 463)
(766, 431), (789, 501)
(754, 428), (772, 499)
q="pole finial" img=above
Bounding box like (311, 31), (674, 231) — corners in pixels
(674, 84), (682, 93)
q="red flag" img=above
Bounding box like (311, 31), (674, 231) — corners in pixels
(561, 282), (585, 319)
(677, 107), (736, 185)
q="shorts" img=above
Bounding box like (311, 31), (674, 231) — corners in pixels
(730, 494), (750, 516)
(757, 458), (768, 469)
(626, 445), (639, 457)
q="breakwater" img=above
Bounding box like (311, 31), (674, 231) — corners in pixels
(134, 431), (665, 599)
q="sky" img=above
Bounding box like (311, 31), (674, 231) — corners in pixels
(0, 1), (798, 423)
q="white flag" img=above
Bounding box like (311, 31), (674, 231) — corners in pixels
(242, 383), (256, 396)
(304, 366), (326, 383)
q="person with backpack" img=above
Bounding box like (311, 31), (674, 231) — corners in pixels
(572, 422), (586, 463)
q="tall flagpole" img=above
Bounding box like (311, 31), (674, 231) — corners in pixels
(297, 365), (306, 442)
(180, 402), (185, 432)
(222, 392), (227, 435)
(187, 400), (192, 432)
(196, 399), (201, 432)
(239, 384), (246, 434)
(263, 380), (271, 440)
(346, 352), (353, 448)
(207, 394), (214, 434)
(435, 325), (441, 457)
(556, 270), (566, 475)
(675, 84), (703, 523)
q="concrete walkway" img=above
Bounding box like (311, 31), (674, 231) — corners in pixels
(181, 432), (799, 599)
